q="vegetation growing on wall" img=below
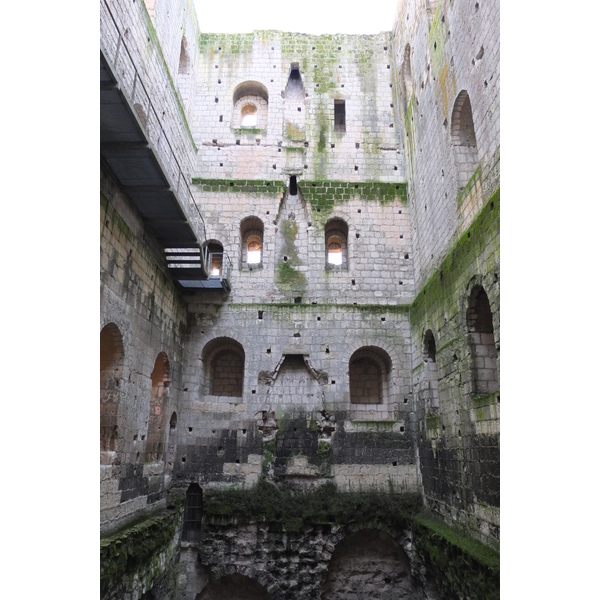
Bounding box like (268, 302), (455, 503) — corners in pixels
(456, 165), (481, 207)
(191, 178), (286, 196)
(138, 2), (197, 150)
(100, 507), (182, 597)
(202, 480), (497, 595)
(203, 478), (421, 532)
(411, 187), (499, 325)
(413, 514), (500, 600)
(300, 180), (407, 225)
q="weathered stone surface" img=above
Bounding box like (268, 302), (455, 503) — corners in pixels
(100, 0), (500, 597)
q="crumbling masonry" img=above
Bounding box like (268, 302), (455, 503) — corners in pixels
(100, 0), (500, 598)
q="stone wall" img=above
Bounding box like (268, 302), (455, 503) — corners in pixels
(190, 179), (415, 302)
(172, 302), (417, 493)
(391, 0), (500, 289)
(191, 30), (406, 183)
(100, 0), (501, 596)
(410, 188), (500, 548)
(101, 168), (188, 534)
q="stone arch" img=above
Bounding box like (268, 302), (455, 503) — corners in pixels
(325, 218), (349, 269)
(451, 90), (479, 189)
(146, 352), (170, 462)
(100, 323), (124, 455)
(197, 574), (271, 600)
(422, 329), (439, 409)
(349, 346), (392, 407)
(202, 337), (245, 397)
(321, 528), (419, 599)
(466, 284), (499, 396)
(240, 216), (264, 268)
(232, 81), (269, 130)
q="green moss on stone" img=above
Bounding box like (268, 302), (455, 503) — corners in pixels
(299, 180), (407, 225)
(350, 420), (397, 430)
(191, 178), (286, 196)
(472, 393), (498, 409)
(456, 165), (481, 207)
(275, 260), (307, 290)
(413, 513), (499, 599)
(426, 415), (440, 429)
(203, 479), (421, 531)
(100, 506), (182, 597)
(411, 186), (499, 325)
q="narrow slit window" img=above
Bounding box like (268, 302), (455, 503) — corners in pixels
(334, 100), (346, 132)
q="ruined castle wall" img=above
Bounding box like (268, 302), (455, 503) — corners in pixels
(101, 0), (198, 199)
(148, 0), (202, 115)
(191, 180), (415, 303)
(409, 189), (500, 548)
(172, 302), (417, 494)
(391, 0), (500, 289)
(101, 169), (188, 534)
(190, 31), (406, 183)
(188, 521), (422, 600)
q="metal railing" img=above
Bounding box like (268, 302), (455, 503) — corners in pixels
(100, 0), (206, 247)
(207, 252), (233, 283)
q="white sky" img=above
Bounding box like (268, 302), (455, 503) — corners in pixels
(193, 0), (399, 35)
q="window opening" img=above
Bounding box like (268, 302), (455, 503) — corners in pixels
(100, 323), (124, 454)
(146, 352), (170, 462)
(348, 346), (392, 408)
(289, 175), (298, 195)
(182, 483), (203, 542)
(205, 242), (224, 276)
(467, 286), (498, 395)
(203, 337), (245, 398)
(247, 236), (262, 264)
(328, 242), (342, 265)
(241, 103), (257, 127)
(240, 217), (264, 268)
(451, 90), (478, 189)
(423, 330), (439, 409)
(325, 219), (348, 268)
(178, 35), (190, 75)
(334, 99), (346, 132)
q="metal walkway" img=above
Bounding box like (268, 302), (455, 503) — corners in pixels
(100, 0), (230, 292)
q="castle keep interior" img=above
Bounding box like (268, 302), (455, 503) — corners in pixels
(100, 0), (500, 597)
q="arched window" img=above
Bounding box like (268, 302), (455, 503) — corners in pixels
(423, 330), (439, 409)
(240, 217), (264, 268)
(204, 241), (224, 277)
(182, 483), (203, 542)
(232, 81), (269, 130)
(100, 323), (124, 455)
(325, 219), (348, 269)
(467, 286), (498, 396)
(451, 90), (479, 189)
(146, 352), (170, 462)
(349, 346), (392, 405)
(202, 337), (245, 398)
